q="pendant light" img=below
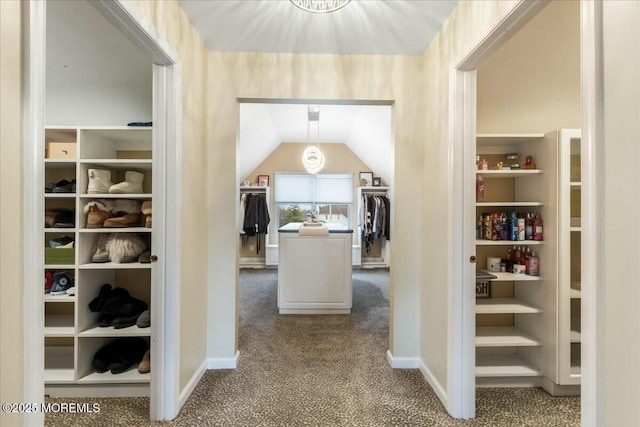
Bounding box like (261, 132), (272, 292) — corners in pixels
(302, 105), (325, 174)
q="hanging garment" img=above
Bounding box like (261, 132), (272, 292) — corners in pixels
(241, 193), (270, 254)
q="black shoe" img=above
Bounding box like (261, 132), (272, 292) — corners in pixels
(52, 179), (76, 193)
(92, 338), (149, 374)
(52, 209), (75, 228)
(88, 283), (113, 312)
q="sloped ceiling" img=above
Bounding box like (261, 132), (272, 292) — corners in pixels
(238, 104), (392, 183)
(178, 0), (459, 55)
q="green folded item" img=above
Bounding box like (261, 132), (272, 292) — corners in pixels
(44, 247), (75, 265)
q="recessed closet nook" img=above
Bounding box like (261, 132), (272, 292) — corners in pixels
(43, 0), (154, 397)
(473, 0), (581, 395)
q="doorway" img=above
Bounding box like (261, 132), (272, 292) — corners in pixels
(23, 0), (181, 422)
(448, 0), (591, 420)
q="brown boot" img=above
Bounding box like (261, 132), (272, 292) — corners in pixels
(102, 200), (141, 228)
(141, 201), (152, 228)
(138, 349), (150, 374)
(84, 200), (114, 228)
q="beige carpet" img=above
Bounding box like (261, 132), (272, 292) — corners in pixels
(46, 269), (579, 426)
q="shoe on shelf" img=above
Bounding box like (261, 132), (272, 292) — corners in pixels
(52, 179), (76, 193)
(89, 283), (113, 312)
(136, 309), (150, 328)
(66, 287), (75, 296)
(138, 349), (150, 374)
(48, 235), (74, 248)
(91, 234), (110, 263)
(106, 233), (147, 263)
(84, 200), (114, 228)
(109, 171), (144, 194)
(138, 252), (151, 263)
(141, 201), (152, 228)
(44, 271), (54, 294)
(52, 209), (75, 228)
(50, 271), (74, 296)
(92, 338), (148, 375)
(103, 200), (141, 228)
(96, 287), (131, 326)
(87, 169), (113, 194)
(101, 294), (148, 328)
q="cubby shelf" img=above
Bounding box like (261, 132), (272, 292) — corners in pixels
(475, 354), (541, 377)
(79, 326), (151, 337)
(475, 298), (542, 314)
(476, 240), (544, 246)
(476, 326), (541, 347)
(44, 126), (153, 396)
(478, 269), (542, 281)
(476, 201), (543, 207)
(476, 169), (543, 179)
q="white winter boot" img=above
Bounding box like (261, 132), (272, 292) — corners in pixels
(109, 171), (144, 194)
(87, 169), (114, 194)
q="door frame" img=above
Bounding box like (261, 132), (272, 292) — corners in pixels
(447, 0), (577, 419)
(23, 0), (182, 422)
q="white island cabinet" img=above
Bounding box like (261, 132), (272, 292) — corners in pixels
(278, 223), (353, 314)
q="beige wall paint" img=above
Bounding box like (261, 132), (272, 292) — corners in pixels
(243, 142), (382, 245)
(208, 51), (424, 361)
(420, 0), (521, 394)
(601, 1), (640, 425)
(477, 0), (581, 134)
(131, 0), (210, 393)
(0, 2), (24, 425)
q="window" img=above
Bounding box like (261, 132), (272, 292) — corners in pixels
(275, 173), (353, 229)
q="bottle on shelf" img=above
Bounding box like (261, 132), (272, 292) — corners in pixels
(517, 215), (525, 241)
(528, 251), (540, 276)
(476, 175), (485, 202)
(533, 212), (544, 241)
(525, 213), (533, 240)
(510, 212), (518, 241)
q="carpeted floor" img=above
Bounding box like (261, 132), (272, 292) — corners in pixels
(46, 269), (579, 426)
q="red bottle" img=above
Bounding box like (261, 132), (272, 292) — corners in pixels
(533, 213), (544, 241)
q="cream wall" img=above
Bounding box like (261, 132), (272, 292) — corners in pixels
(419, 0), (521, 396)
(476, 0), (581, 133)
(601, 1), (640, 425)
(207, 51), (424, 362)
(243, 142), (381, 245)
(130, 0), (210, 393)
(0, 2), (25, 425)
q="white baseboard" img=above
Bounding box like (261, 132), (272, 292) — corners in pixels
(178, 359), (207, 410)
(386, 350), (419, 368)
(419, 359), (448, 408)
(207, 351), (240, 369)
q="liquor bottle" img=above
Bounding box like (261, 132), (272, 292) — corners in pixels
(525, 213), (533, 240)
(533, 212), (544, 241)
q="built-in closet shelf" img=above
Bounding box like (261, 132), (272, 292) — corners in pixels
(476, 134), (545, 146)
(79, 228), (151, 233)
(45, 346), (75, 384)
(476, 240), (544, 246)
(570, 227), (581, 232)
(79, 262), (151, 270)
(79, 326), (151, 337)
(570, 282), (581, 298)
(475, 354), (541, 377)
(44, 315), (75, 337)
(570, 366), (582, 375)
(45, 159), (76, 168)
(570, 182), (582, 188)
(79, 194), (150, 199)
(80, 159), (152, 170)
(571, 318), (581, 343)
(475, 298), (542, 314)
(476, 326), (541, 347)
(476, 202), (543, 207)
(45, 228), (76, 233)
(240, 186), (268, 191)
(78, 370), (150, 384)
(478, 270), (542, 282)
(44, 294), (76, 303)
(476, 170), (543, 179)
(45, 264), (76, 270)
(45, 194), (77, 199)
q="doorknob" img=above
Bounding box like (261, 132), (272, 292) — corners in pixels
(469, 256), (477, 263)
(150, 255), (158, 263)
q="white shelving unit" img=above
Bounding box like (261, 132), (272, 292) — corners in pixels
(44, 126), (153, 396)
(558, 129), (582, 385)
(474, 133), (554, 387)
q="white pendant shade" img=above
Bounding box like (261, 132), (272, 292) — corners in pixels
(302, 146), (326, 174)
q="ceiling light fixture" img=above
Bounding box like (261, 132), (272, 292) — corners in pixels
(302, 105), (325, 175)
(290, 0), (351, 14)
